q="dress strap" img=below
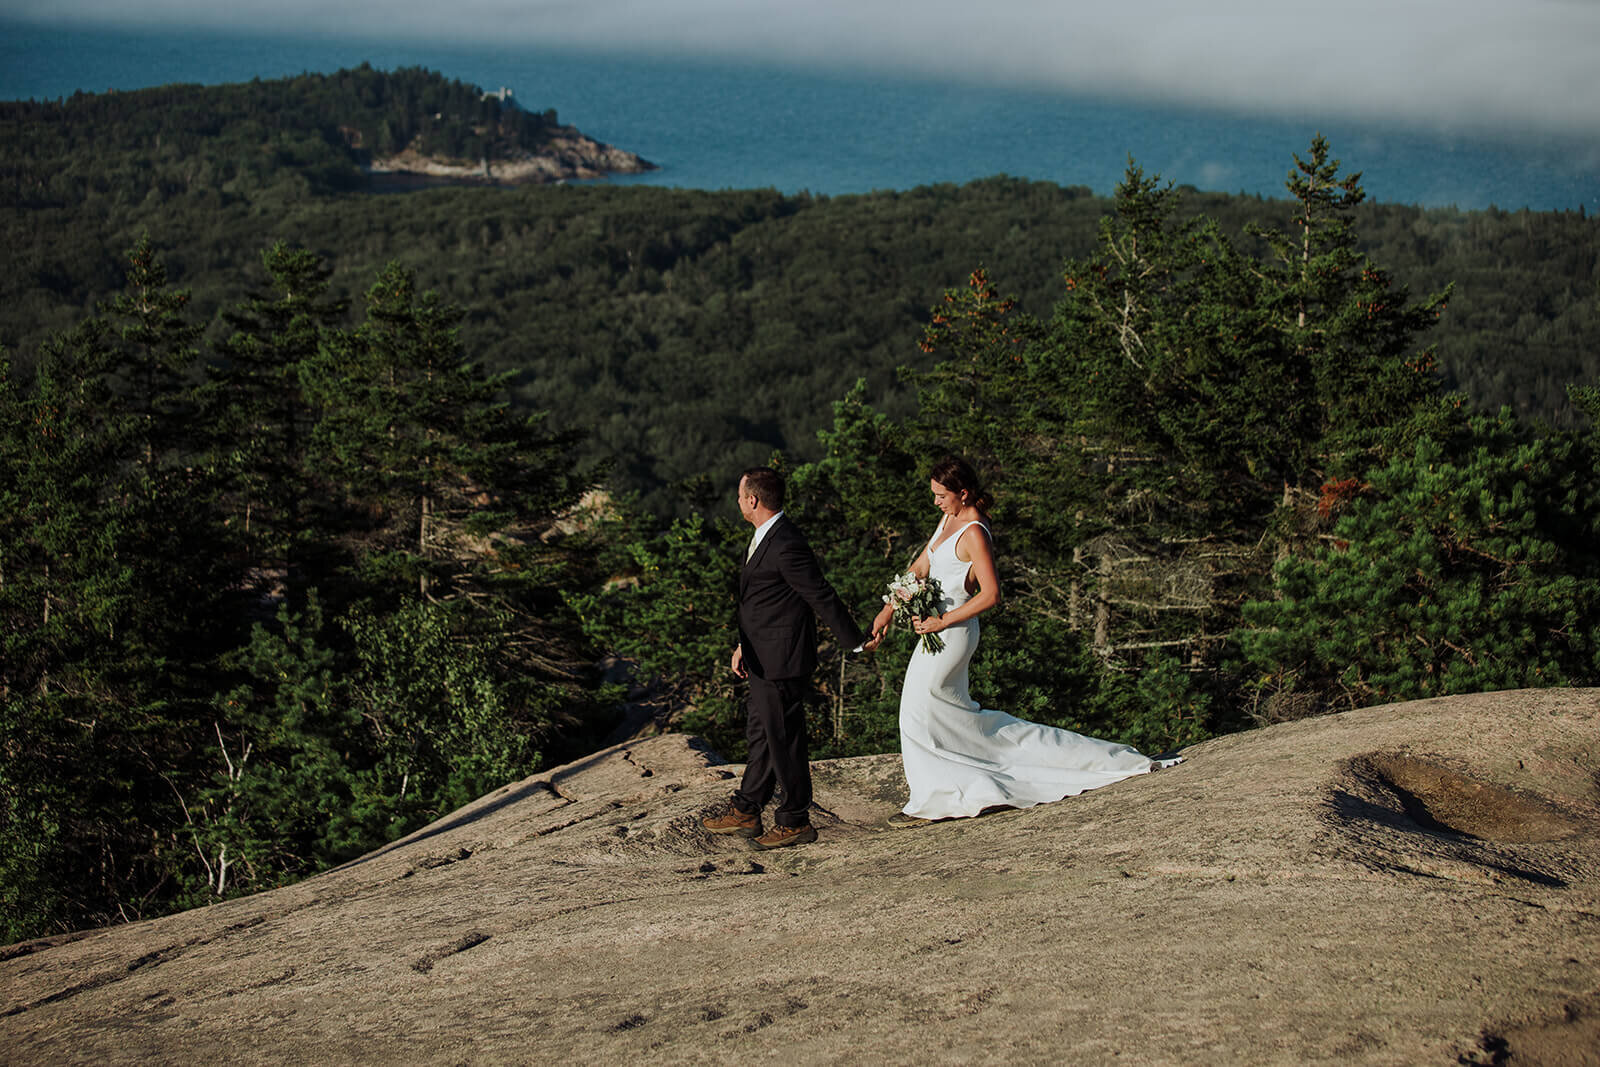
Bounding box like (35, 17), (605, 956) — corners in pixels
(948, 519), (989, 543)
(935, 519), (990, 555)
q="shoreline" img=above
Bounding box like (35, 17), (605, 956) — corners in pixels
(366, 131), (657, 189)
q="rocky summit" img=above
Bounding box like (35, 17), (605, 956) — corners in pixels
(4, 689), (1598, 1064)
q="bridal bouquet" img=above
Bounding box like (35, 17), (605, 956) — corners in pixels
(883, 571), (946, 654)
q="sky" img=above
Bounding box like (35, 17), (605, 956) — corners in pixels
(6, 0), (1598, 139)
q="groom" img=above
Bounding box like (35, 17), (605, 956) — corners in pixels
(702, 467), (868, 850)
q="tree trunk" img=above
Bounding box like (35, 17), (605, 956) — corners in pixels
(40, 561), (51, 696)
(1093, 554), (1111, 657)
(419, 493), (431, 598)
(834, 655), (846, 742)
(1070, 547), (1086, 633)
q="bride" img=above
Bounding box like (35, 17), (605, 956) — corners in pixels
(864, 456), (1180, 826)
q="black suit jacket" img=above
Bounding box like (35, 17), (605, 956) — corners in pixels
(738, 515), (867, 682)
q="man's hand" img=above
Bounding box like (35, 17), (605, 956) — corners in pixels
(730, 644), (748, 678)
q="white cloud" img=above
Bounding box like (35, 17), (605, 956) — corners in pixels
(10, 0), (1598, 136)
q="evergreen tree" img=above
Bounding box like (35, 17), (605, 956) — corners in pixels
(1, 341), (122, 938)
(304, 262), (601, 719)
(0, 319), (193, 937)
(2, 244), (620, 940)
(104, 234), (205, 471)
(306, 263), (585, 598)
(101, 238), (244, 685)
(184, 594), (355, 903)
(907, 266), (1095, 557)
(1042, 163), (1309, 525)
(207, 242), (348, 609)
(1242, 409), (1600, 710)
(1246, 135), (1452, 475)
(567, 508), (747, 755)
(0, 238), (252, 938)
(341, 597), (538, 825)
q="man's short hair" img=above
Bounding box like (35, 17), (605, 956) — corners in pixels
(740, 467), (785, 511)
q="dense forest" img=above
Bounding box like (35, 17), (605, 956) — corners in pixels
(4, 69), (1597, 511)
(3, 70), (1598, 945)
(6, 62), (567, 194)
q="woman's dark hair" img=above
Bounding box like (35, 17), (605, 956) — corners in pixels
(740, 466), (786, 510)
(929, 455), (993, 513)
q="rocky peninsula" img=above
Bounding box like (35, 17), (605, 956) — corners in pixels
(367, 125), (655, 187)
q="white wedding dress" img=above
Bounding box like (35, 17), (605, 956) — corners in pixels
(899, 518), (1159, 820)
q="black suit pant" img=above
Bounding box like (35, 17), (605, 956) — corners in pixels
(733, 675), (812, 827)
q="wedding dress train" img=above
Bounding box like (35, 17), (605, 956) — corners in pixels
(898, 519), (1160, 820)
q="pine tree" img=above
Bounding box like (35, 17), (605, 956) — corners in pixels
(566, 508), (747, 754)
(1246, 135), (1452, 475)
(907, 266), (1094, 557)
(102, 238), (244, 680)
(305, 262), (608, 775)
(0, 320), (192, 936)
(0, 238), (252, 937)
(1042, 163), (1313, 525)
(185, 593), (356, 903)
(104, 234), (205, 471)
(207, 242), (348, 610)
(1242, 409), (1600, 710)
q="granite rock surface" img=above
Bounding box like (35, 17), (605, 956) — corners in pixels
(4, 689), (1599, 1065)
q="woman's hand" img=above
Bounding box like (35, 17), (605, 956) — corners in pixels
(911, 613), (947, 635)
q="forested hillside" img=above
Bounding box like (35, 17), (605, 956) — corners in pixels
(4, 69), (1596, 511)
(4, 71), (1598, 946)
(7, 61), (586, 198)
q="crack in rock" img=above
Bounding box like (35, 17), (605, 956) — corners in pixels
(400, 847), (475, 879)
(533, 808), (609, 837)
(2, 917), (266, 1018)
(620, 749), (655, 778)
(411, 931), (491, 974)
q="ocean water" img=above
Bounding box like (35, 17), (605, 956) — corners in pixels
(2, 19), (1594, 212)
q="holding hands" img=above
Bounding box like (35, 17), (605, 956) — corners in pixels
(862, 603), (894, 652)
(861, 601), (946, 653)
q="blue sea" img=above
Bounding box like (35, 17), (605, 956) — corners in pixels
(2, 19), (1595, 212)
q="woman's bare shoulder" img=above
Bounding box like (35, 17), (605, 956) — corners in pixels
(955, 516), (993, 560)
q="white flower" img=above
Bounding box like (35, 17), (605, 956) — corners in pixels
(881, 570), (946, 653)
